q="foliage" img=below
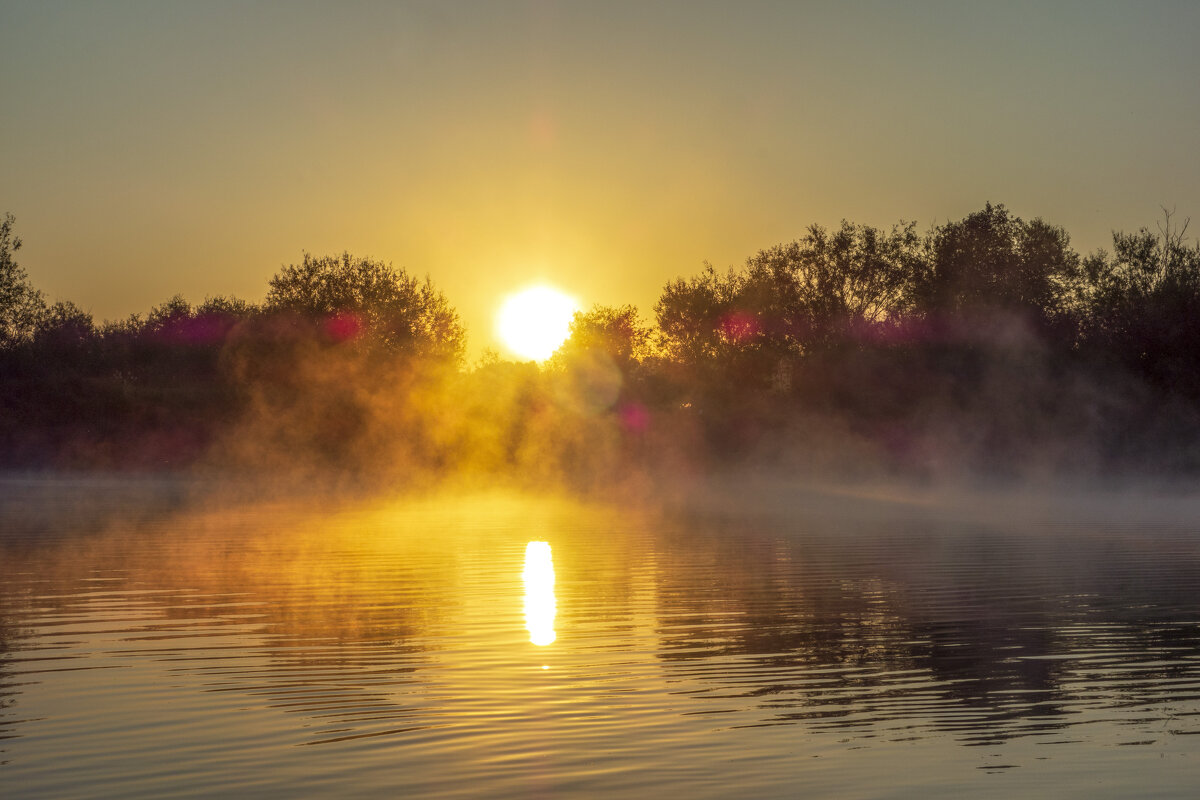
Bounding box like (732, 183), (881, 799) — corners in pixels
(34, 300), (95, 349)
(4, 204), (1200, 478)
(266, 252), (465, 363)
(654, 221), (923, 395)
(1079, 210), (1200, 392)
(742, 220), (922, 341)
(0, 213), (47, 347)
(654, 265), (744, 366)
(555, 305), (651, 366)
(914, 203), (1080, 324)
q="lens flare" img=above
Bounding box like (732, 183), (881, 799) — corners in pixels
(523, 541), (556, 646)
(496, 286), (579, 361)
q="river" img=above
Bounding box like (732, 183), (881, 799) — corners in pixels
(2, 477), (1199, 798)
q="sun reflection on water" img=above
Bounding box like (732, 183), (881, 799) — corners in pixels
(523, 541), (556, 646)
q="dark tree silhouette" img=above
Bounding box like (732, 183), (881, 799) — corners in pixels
(4, 203), (1200, 478)
(742, 220), (922, 347)
(915, 203), (1079, 326)
(266, 252), (465, 363)
(654, 221), (925, 407)
(655, 265), (744, 367)
(33, 300), (94, 354)
(1081, 210), (1200, 396)
(0, 213), (46, 347)
(555, 304), (650, 368)
(656, 221), (923, 367)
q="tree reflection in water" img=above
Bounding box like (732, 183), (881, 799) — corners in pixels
(651, 517), (1200, 745)
(1, 487), (1199, 775)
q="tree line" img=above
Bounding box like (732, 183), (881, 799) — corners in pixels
(2, 204), (1198, 484)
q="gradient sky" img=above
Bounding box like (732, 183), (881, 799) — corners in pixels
(2, 0), (1198, 356)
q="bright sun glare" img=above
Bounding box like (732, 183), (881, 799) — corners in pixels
(523, 541), (556, 647)
(496, 286), (580, 361)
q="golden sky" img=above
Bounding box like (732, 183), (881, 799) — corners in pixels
(2, 1), (1198, 356)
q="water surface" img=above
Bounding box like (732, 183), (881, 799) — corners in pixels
(2, 479), (1199, 798)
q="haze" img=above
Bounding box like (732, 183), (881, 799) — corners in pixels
(2, 0), (1198, 354)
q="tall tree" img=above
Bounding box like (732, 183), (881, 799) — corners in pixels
(266, 252), (465, 363)
(915, 203), (1079, 324)
(655, 266), (745, 364)
(556, 304), (650, 367)
(1081, 210), (1200, 393)
(0, 213), (47, 347)
(741, 220), (922, 350)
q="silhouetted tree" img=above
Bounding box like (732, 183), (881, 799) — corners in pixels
(0, 213), (47, 347)
(556, 305), (651, 367)
(6, 202), (1200, 478)
(196, 295), (255, 318)
(915, 203), (1079, 327)
(742, 221), (923, 349)
(655, 265), (744, 366)
(1081, 210), (1200, 395)
(33, 301), (94, 353)
(655, 221), (926, 408)
(266, 252), (465, 363)
(549, 304), (654, 425)
(657, 222), (924, 367)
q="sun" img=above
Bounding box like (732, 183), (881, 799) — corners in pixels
(496, 286), (580, 361)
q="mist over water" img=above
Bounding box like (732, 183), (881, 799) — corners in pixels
(6, 204), (1200, 496)
(3, 2), (1199, 793)
(4, 197), (1200, 797)
(2, 481), (1199, 798)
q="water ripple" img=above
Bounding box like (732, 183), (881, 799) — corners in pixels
(1, 494), (1199, 797)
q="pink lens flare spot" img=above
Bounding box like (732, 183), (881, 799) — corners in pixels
(620, 402), (650, 433)
(324, 312), (364, 342)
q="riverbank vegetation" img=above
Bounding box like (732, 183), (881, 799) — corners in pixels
(2, 205), (1199, 489)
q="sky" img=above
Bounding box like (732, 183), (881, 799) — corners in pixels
(2, 0), (1198, 357)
